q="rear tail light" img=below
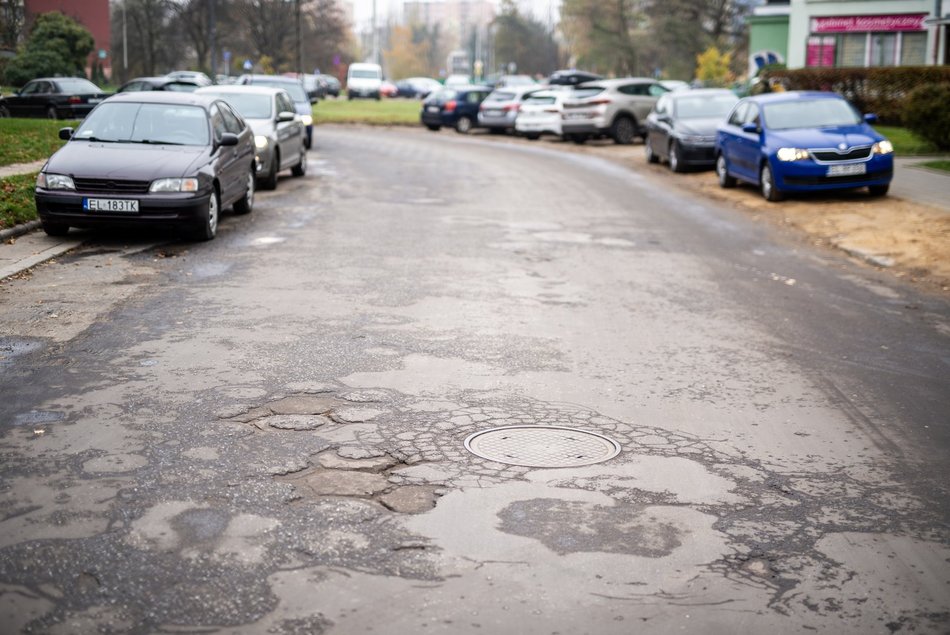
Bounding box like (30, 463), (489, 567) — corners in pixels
(444, 100), (457, 113)
(504, 104), (520, 113)
(68, 96), (81, 104)
(587, 98), (611, 106)
(543, 107), (559, 113)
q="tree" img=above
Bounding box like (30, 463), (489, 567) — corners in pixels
(491, 0), (560, 76)
(384, 24), (430, 79)
(0, 0), (25, 52)
(3, 11), (94, 86)
(695, 46), (733, 86)
(237, 0), (296, 70)
(560, 0), (643, 76)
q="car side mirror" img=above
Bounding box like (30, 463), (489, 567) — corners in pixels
(864, 113), (878, 124)
(58, 127), (74, 140)
(218, 132), (239, 147)
(277, 111), (296, 123)
(741, 122), (760, 134)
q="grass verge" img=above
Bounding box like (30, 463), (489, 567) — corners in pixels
(917, 160), (950, 173)
(0, 172), (38, 230)
(312, 98), (421, 125)
(874, 126), (937, 156)
(0, 118), (75, 167)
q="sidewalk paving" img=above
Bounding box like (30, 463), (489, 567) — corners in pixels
(0, 152), (947, 282)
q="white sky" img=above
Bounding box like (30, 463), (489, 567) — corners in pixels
(347, 0), (560, 31)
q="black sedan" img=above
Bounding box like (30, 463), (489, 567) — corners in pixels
(644, 88), (739, 172)
(117, 77), (205, 94)
(0, 77), (107, 119)
(34, 92), (256, 241)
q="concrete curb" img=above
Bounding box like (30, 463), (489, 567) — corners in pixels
(0, 220), (42, 241)
(0, 235), (83, 281)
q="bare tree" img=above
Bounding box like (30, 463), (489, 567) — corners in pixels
(0, 0), (26, 52)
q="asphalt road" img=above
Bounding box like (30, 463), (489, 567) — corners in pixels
(1, 125), (949, 634)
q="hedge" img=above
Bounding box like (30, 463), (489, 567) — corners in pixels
(757, 67), (950, 125)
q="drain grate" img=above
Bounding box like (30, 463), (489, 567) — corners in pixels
(464, 425), (621, 468)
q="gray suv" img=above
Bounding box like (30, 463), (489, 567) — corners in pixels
(561, 78), (668, 144)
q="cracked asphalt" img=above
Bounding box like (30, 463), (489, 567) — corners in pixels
(1, 125), (949, 634)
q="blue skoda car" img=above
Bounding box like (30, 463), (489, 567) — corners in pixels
(715, 91), (894, 201)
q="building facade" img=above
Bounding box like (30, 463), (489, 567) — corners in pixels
(24, 0), (111, 77)
(786, 0), (945, 68)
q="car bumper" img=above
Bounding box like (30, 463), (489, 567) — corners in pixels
(421, 110), (453, 126)
(676, 142), (717, 167)
(478, 112), (517, 129)
(773, 156), (894, 192)
(35, 190), (212, 228)
(515, 117), (561, 136)
(349, 88), (379, 98)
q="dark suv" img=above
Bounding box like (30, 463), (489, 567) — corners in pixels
(420, 86), (493, 133)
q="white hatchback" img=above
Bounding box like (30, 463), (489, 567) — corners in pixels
(515, 89), (571, 140)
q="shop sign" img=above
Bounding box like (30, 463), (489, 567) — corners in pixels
(812, 14), (927, 33)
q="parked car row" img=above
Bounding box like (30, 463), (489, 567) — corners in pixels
(31, 76), (315, 242)
(420, 76), (895, 202)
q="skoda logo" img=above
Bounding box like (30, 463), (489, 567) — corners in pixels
(838, 143), (848, 151)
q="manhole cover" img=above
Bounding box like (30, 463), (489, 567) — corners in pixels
(464, 426), (621, 468)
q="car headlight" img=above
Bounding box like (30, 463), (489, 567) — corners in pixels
(254, 135), (269, 149)
(872, 140), (894, 155)
(776, 147), (810, 162)
(300, 114), (313, 126)
(36, 173), (75, 190)
(149, 178), (199, 193)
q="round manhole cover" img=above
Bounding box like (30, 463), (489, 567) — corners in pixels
(464, 425), (621, 468)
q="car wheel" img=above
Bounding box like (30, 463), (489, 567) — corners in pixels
(455, 116), (473, 134)
(610, 116), (636, 145)
(0, 106), (9, 118)
(525, 133), (540, 141)
(291, 150), (307, 177)
(669, 141), (684, 173)
(190, 189), (219, 241)
(41, 220), (70, 236)
(426, 124), (441, 131)
(571, 134), (588, 145)
(868, 184), (889, 197)
(46, 106), (58, 120)
(760, 163), (783, 202)
(716, 154), (736, 188)
(259, 153), (279, 190)
(233, 168), (255, 215)
(645, 140), (658, 164)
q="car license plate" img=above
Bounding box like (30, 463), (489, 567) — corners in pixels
(427, 106), (439, 113)
(827, 163), (866, 177)
(84, 198), (139, 212)
(564, 112), (587, 120)
(88, 98), (102, 104)
(487, 110), (502, 116)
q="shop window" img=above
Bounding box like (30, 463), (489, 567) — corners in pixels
(838, 33), (867, 67)
(871, 33), (897, 66)
(901, 32), (927, 65)
(807, 36), (836, 67)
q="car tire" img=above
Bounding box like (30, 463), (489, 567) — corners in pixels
(46, 106), (58, 120)
(525, 133), (540, 141)
(669, 141), (685, 173)
(716, 154), (736, 188)
(259, 153), (279, 190)
(426, 124), (441, 131)
(455, 116), (473, 134)
(760, 163), (783, 202)
(570, 134), (588, 145)
(291, 150), (307, 177)
(190, 189), (219, 241)
(645, 140), (659, 164)
(868, 184), (889, 197)
(41, 220), (70, 236)
(233, 168), (255, 215)
(0, 106), (9, 118)
(610, 116), (636, 145)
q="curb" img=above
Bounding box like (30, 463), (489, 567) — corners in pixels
(0, 235), (83, 281)
(0, 220), (42, 241)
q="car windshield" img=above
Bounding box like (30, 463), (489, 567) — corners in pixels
(203, 92), (272, 119)
(165, 82), (200, 93)
(525, 95), (557, 105)
(763, 99), (862, 130)
(486, 92), (515, 102)
(73, 102), (209, 145)
(674, 94), (738, 119)
(573, 87), (604, 99)
(57, 79), (100, 94)
(350, 70), (379, 79)
(252, 80), (307, 102)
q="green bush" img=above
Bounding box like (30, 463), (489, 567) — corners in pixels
(3, 50), (70, 86)
(759, 67), (950, 125)
(902, 83), (950, 151)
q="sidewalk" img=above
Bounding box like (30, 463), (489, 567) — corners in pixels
(892, 156), (950, 211)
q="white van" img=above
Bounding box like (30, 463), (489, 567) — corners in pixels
(347, 63), (383, 100)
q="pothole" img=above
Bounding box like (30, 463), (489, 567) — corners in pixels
(464, 425), (622, 468)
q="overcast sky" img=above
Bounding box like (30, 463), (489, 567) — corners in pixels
(347, 0), (561, 31)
